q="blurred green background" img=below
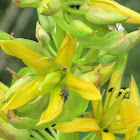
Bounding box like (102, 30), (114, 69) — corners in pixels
(0, 0), (140, 90)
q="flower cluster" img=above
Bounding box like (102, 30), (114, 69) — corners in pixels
(0, 0), (140, 139)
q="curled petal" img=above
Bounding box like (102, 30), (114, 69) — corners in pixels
(54, 118), (101, 132)
(66, 73), (101, 100)
(37, 86), (62, 125)
(55, 33), (77, 68)
(0, 40), (52, 73)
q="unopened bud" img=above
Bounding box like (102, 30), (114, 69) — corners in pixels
(85, 7), (128, 25)
(70, 20), (95, 34)
(39, 0), (61, 16)
(13, 0), (41, 8)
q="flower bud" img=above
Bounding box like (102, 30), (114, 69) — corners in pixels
(0, 111), (30, 140)
(80, 63), (115, 87)
(5, 76), (33, 101)
(38, 11), (55, 33)
(85, 49), (99, 63)
(85, 0), (140, 24)
(39, 0), (61, 16)
(70, 20), (95, 34)
(13, 0), (41, 8)
(85, 7), (128, 25)
(106, 30), (140, 56)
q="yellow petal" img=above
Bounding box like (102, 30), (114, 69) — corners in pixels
(54, 118), (101, 132)
(66, 73), (101, 100)
(130, 76), (140, 107)
(120, 99), (140, 126)
(88, 0), (140, 24)
(0, 40), (52, 73)
(0, 82), (9, 91)
(102, 131), (115, 140)
(37, 86), (62, 125)
(55, 33), (77, 68)
(0, 76), (50, 110)
(104, 56), (127, 110)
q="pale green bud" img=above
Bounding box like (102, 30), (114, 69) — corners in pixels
(85, 7), (128, 25)
(39, 0), (61, 16)
(12, 0), (42, 8)
(70, 20), (95, 34)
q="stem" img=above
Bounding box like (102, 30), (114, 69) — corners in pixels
(47, 43), (57, 57)
(30, 130), (45, 140)
(75, 45), (83, 61)
(82, 132), (95, 140)
(39, 130), (55, 140)
(51, 31), (57, 49)
(48, 126), (57, 139)
(64, 1), (83, 6)
(63, 11), (72, 24)
(62, 5), (85, 15)
(56, 130), (61, 140)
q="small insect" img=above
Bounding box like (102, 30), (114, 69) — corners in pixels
(108, 87), (114, 92)
(70, 5), (80, 9)
(103, 128), (109, 133)
(116, 87), (129, 99)
(59, 84), (69, 102)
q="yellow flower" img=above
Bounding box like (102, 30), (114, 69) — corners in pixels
(54, 61), (140, 140)
(0, 33), (101, 125)
(85, 0), (140, 24)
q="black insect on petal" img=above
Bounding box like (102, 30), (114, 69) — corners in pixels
(121, 87), (126, 90)
(108, 87), (114, 92)
(52, 124), (56, 127)
(63, 68), (67, 72)
(103, 128), (109, 132)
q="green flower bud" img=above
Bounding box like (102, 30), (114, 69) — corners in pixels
(85, 49), (99, 63)
(13, 0), (42, 8)
(107, 30), (140, 56)
(70, 20), (95, 34)
(80, 63), (115, 87)
(0, 112), (30, 140)
(85, 7), (128, 25)
(38, 11), (55, 33)
(5, 76), (34, 102)
(39, 0), (61, 16)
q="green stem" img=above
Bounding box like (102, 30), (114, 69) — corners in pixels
(51, 31), (57, 50)
(56, 130), (61, 140)
(82, 132), (95, 140)
(62, 5), (85, 15)
(30, 130), (45, 140)
(39, 130), (55, 140)
(75, 45), (83, 61)
(29, 137), (37, 140)
(63, 11), (72, 24)
(64, 1), (83, 6)
(48, 126), (57, 139)
(47, 43), (57, 57)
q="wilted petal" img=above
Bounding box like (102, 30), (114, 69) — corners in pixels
(37, 86), (62, 125)
(55, 33), (77, 68)
(130, 76), (140, 107)
(102, 131), (115, 140)
(54, 118), (101, 132)
(66, 73), (101, 100)
(0, 40), (52, 73)
(0, 76), (51, 110)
